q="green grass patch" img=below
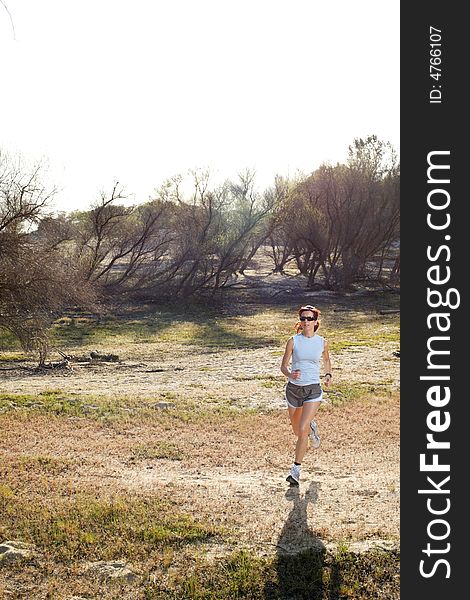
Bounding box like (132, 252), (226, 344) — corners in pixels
(0, 391), (119, 418)
(0, 390), (257, 425)
(324, 382), (396, 406)
(49, 307), (280, 350)
(0, 382), (391, 424)
(0, 328), (21, 350)
(0, 492), (218, 563)
(260, 379), (282, 389)
(0, 376), (396, 431)
(0, 483), (15, 499)
(143, 547), (400, 599)
(4, 295), (399, 360)
(330, 328), (400, 352)
(0, 351), (28, 361)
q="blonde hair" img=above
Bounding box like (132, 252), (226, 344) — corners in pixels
(294, 305), (321, 334)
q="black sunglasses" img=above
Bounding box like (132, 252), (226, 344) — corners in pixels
(300, 316), (317, 322)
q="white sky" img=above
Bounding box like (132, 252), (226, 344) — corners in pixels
(1, 0), (399, 213)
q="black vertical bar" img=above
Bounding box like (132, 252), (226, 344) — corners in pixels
(401, 2), (466, 597)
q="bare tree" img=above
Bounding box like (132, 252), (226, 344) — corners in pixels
(110, 169), (281, 299)
(61, 182), (175, 296)
(0, 152), (95, 365)
(269, 136), (400, 289)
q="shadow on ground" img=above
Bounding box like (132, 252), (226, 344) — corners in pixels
(264, 481), (341, 600)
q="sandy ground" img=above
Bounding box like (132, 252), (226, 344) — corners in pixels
(0, 339), (398, 407)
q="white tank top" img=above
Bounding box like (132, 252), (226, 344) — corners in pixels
(288, 333), (324, 385)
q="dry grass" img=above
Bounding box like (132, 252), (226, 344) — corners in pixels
(0, 292), (400, 598)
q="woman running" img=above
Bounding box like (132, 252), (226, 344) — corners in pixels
(281, 305), (332, 485)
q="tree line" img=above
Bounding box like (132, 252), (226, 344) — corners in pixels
(0, 136), (399, 363)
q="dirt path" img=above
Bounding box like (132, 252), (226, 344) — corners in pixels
(0, 341), (399, 409)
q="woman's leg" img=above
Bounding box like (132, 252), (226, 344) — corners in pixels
(287, 405), (302, 436)
(294, 401), (321, 464)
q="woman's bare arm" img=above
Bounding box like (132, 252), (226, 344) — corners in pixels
(281, 338), (297, 379)
(322, 339), (332, 386)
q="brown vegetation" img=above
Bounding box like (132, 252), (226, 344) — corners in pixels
(1, 136), (399, 366)
(0, 287), (400, 598)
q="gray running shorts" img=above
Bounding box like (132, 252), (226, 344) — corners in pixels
(285, 381), (324, 408)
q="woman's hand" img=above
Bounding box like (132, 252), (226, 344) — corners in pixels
(291, 369), (301, 380)
(323, 373), (332, 387)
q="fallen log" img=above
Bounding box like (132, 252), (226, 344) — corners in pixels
(37, 360), (71, 370)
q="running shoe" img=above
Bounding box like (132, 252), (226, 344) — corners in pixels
(309, 420), (321, 448)
(286, 464), (300, 486)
